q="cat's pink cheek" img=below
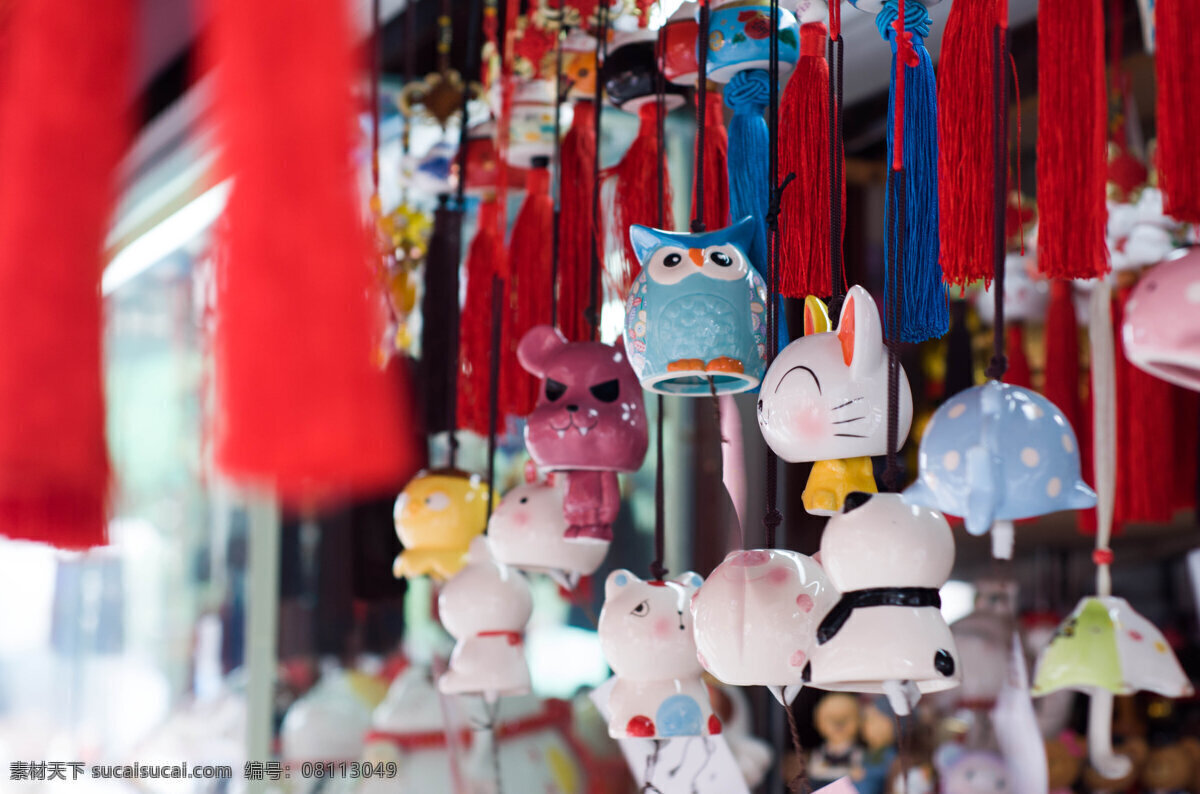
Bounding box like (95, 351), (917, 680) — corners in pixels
(790, 405), (828, 438)
(653, 618), (673, 639)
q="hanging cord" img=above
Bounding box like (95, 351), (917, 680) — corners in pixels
(650, 42), (669, 584)
(984, 20), (1010, 381)
(586, 7), (609, 339)
(370, 0), (382, 200)
(827, 3), (845, 313)
(1090, 279), (1116, 597)
(550, 22), (566, 327)
(485, 278), (503, 521)
(784, 706), (812, 794)
(881, 0), (910, 492)
(691, 0), (711, 233)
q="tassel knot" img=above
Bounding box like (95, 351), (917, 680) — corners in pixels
(724, 69), (771, 114)
(876, 1), (932, 41)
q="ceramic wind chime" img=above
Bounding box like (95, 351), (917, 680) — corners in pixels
(623, 217), (768, 395)
(392, 469), (491, 580)
(517, 325), (648, 541)
(1122, 248), (1200, 392)
(758, 286), (911, 515)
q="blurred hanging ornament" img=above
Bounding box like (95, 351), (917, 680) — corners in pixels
(1122, 249), (1200, 392)
(904, 381), (1095, 559)
(517, 326), (648, 541)
(804, 492), (960, 716)
(505, 80), (573, 169)
(758, 287), (911, 515)
(488, 464), (609, 588)
(378, 202), (431, 354)
(397, 9), (481, 130)
(392, 469), (491, 580)
(438, 537), (533, 702)
(624, 218), (768, 395)
(557, 35), (600, 343)
(659, 2), (700, 86)
(561, 29), (599, 99)
(458, 197), (505, 436)
(599, 569), (720, 738)
(691, 549), (835, 705)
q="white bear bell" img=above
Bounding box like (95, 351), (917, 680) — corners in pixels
(598, 569), (720, 739)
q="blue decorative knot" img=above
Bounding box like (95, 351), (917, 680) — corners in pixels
(724, 69), (771, 115)
(875, 0), (932, 43)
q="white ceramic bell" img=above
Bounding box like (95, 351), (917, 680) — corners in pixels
(805, 493), (960, 715)
(691, 549), (835, 705)
(281, 667), (374, 765)
(598, 569), (720, 739)
(438, 537), (533, 701)
(506, 79), (572, 170)
(487, 469), (609, 588)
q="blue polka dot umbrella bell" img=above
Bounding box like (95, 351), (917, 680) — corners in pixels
(903, 381), (1096, 559)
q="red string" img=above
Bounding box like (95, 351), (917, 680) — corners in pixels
(829, 0), (840, 40)
(891, 0), (910, 172)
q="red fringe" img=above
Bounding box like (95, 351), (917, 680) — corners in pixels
(1172, 386), (1199, 512)
(1154, 0), (1200, 223)
(937, 0), (999, 287)
(1041, 281), (1081, 432)
(614, 103), (673, 294)
(0, 0), (132, 549)
(458, 198), (504, 436)
(693, 91), (731, 235)
(558, 101), (598, 343)
(1004, 324), (1032, 389)
(209, 0), (418, 505)
(503, 167), (555, 417)
(779, 23), (835, 299)
(1035, 0), (1107, 279)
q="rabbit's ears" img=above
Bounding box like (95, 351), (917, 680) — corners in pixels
(835, 285), (885, 380)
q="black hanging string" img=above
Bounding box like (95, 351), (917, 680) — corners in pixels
(650, 35), (669, 583)
(550, 22), (566, 327)
(827, 26), (845, 314)
(882, 170), (905, 491)
(691, 1), (711, 234)
(586, 7), (609, 339)
(985, 22), (1010, 381)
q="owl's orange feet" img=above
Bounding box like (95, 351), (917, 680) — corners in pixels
(667, 359), (704, 372)
(705, 357), (744, 374)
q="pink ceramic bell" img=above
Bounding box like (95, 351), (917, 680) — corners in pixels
(518, 326), (649, 542)
(438, 537), (533, 702)
(805, 492), (960, 715)
(487, 465), (609, 588)
(1122, 248), (1200, 391)
(691, 549), (835, 705)
(598, 569), (720, 739)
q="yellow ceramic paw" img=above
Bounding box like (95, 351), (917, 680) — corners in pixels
(802, 457), (878, 516)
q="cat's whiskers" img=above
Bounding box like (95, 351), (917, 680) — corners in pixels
(832, 416), (865, 424)
(831, 397), (864, 410)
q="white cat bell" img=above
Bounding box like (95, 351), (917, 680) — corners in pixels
(486, 466), (609, 589)
(598, 569), (720, 739)
(805, 493), (960, 715)
(757, 286), (912, 514)
(438, 537), (533, 702)
(691, 549), (835, 706)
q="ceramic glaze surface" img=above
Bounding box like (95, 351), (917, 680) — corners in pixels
(487, 477), (608, 584)
(624, 217), (767, 395)
(1122, 249), (1200, 392)
(507, 80), (572, 169)
(705, 5), (800, 84)
(518, 325), (648, 472)
(904, 381), (1096, 535)
(691, 549), (835, 691)
(438, 538), (533, 698)
(758, 286), (912, 462)
(660, 3), (699, 85)
(807, 493), (961, 695)
(599, 569), (719, 739)
(393, 470), (490, 580)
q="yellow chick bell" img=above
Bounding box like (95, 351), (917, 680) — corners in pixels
(393, 469), (491, 581)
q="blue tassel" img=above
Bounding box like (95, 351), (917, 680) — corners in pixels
(725, 69), (771, 273)
(879, 1), (948, 343)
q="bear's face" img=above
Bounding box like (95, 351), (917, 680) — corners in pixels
(518, 325), (648, 472)
(437, 538), (532, 640)
(486, 477), (609, 581)
(599, 569), (703, 681)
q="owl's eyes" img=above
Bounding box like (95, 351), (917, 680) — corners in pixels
(545, 379), (567, 401)
(700, 244), (748, 280)
(646, 246), (694, 285)
(663, 253), (682, 268)
(710, 251), (732, 267)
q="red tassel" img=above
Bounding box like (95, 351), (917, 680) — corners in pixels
(937, 0), (1000, 287)
(503, 166), (554, 417)
(558, 101), (597, 343)
(1004, 324), (1032, 389)
(1154, 0), (1200, 223)
(1035, 0), (1107, 279)
(1172, 386), (1199, 513)
(458, 198), (504, 436)
(613, 103), (673, 293)
(779, 23), (836, 299)
(1041, 281), (1081, 432)
(0, 0), (131, 548)
(209, 0), (418, 505)
(693, 91), (731, 235)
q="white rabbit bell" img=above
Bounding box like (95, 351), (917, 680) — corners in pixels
(757, 286), (913, 515)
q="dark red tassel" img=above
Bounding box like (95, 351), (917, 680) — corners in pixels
(558, 101), (597, 343)
(503, 166), (554, 417)
(1035, 0), (1107, 279)
(937, 0), (1000, 288)
(0, 0), (131, 548)
(1172, 385), (1199, 513)
(1004, 324), (1032, 389)
(209, 0), (418, 505)
(693, 91), (730, 235)
(1041, 280), (1081, 432)
(1154, 0), (1200, 223)
(613, 103), (673, 293)
(458, 198), (504, 436)
(779, 22), (835, 299)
